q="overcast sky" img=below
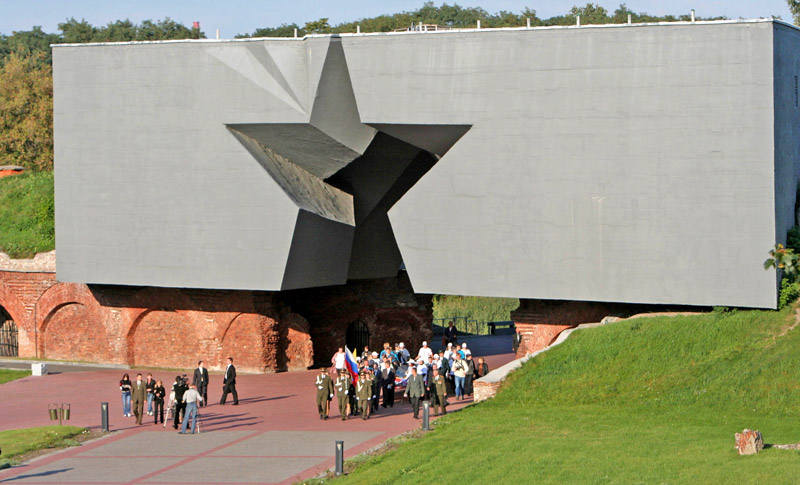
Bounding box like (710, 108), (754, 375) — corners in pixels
(0, 1), (793, 38)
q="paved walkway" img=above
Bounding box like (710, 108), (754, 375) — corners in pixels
(0, 343), (513, 484)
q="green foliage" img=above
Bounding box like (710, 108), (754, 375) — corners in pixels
(0, 18), (204, 66)
(0, 171), (55, 258)
(764, 243), (799, 281)
(779, 278), (800, 308)
(0, 368), (30, 384)
(0, 425), (85, 465)
(0, 52), (52, 171)
(789, 0), (800, 25)
(340, 309), (800, 483)
(239, 2), (726, 37)
(432, 295), (519, 323)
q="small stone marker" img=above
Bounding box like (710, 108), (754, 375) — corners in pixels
(735, 429), (764, 455)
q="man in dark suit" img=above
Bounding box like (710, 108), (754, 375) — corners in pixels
(193, 360), (209, 407)
(404, 365), (426, 419)
(380, 361), (395, 408)
(220, 357), (238, 405)
(131, 373), (147, 425)
(444, 321), (458, 346)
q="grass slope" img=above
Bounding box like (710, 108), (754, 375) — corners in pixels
(0, 171), (54, 258)
(338, 308), (800, 483)
(0, 425), (85, 467)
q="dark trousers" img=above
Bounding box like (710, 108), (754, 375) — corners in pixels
(465, 374), (474, 395)
(381, 385), (394, 407)
(154, 399), (164, 424)
(197, 385), (208, 407)
(173, 402), (186, 428)
(220, 382), (238, 404)
(410, 396), (420, 418)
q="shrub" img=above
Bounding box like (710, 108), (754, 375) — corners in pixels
(779, 278), (800, 309)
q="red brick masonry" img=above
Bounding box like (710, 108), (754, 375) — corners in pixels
(0, 259), (431, 372)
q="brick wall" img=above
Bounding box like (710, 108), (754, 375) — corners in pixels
(0, 259), (432, 373)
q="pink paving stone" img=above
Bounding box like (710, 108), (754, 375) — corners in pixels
(0, 351), (514, 484)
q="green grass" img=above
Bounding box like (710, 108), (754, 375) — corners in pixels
(0, 368), (30, 384)
(0, 425), (85, 467)
(335, 307), (800, 483)
(0, 171), (54, 258)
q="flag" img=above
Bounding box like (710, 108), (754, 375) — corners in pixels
(344, 346), (359, 383)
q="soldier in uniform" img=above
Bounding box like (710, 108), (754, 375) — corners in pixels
(315, 368), (334, 420)
(430, 367), (448, 416)
(356, 370), (372, 420)
(334, 369), (351, 421)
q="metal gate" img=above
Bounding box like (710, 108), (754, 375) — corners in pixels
(346, 320), (370, 354)
(0, 320), (18, 357)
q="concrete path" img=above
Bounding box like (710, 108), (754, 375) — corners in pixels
(0, 349), (513, 484)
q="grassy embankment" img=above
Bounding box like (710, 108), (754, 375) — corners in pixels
(331, 307), (800, 483)
(0, 426), (86, 468)
(0, 171), (54, 258)
(0, 368), (30, 384)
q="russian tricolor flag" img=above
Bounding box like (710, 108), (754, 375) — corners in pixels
(344, 346), (359, 383)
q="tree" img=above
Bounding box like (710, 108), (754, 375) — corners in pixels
(304, 18), (331, 34)
(0, 53), (53, 171)
(789, 0), (800, 25)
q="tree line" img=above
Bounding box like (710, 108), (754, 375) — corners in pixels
(238, 2), (725, 38)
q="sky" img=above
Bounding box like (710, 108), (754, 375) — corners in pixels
(0, 0), (793, 38)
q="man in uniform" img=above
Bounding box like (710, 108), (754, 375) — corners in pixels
(404, 365), (426, 419)
(315, 368), (334, 420)
(356, 370), (372, 420)
(334, 369), (351, 421)
(430, 367), (448, 416)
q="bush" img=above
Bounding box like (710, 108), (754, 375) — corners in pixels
(779, 278), (800, 309)
(0, 171), (54, 258)
(787, 225), (800, 252)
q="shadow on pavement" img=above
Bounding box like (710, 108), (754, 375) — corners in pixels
(0, 468), (73, 483)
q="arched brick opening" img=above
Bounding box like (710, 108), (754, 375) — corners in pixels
(222, 313), (277, 373)
(38, 283), (104, 359)
(345, 319), (370, 356)
(43, 302), (110, 362)
(130, 309), (200, 368)
(0, 282), (28, 331)
(278, 313), (313, 371)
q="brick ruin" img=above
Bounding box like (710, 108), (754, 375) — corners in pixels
(0, 252), (432, 372)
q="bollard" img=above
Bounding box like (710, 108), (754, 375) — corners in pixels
(422, 400), (431, 431)
(101, 402), (109, 432)
(335, 440), (344, 476)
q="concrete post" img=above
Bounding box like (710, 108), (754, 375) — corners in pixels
(335, 440), (344, 476)
(422, 400), (430, 431)
(101, 402), (109, 432)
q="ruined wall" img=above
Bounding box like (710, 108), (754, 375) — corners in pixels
(0, 254), (427, 372)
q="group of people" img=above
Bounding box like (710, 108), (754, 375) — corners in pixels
(321, 329), (489, 421)
(118, 356), (240, 434)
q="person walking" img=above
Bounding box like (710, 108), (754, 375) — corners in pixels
(132, 373), (147, 425)
(404, 366), (426, 419)
(193, 361), (209, 407)
(334, 369), (351, 421)
(315, 368), (334, 420)
(119, 373), (132, 417)
(179, 384), (203, 434)
(464, 354), (476, 397)
(153, 379), (166, 425)
(145, 373), (156, 416)
(475, 357), (489, 379)
(430, 367), (448, 415)
(220, 357), (238, 405)
(452, 353), (468, 400)
(331, 347), (346, 373)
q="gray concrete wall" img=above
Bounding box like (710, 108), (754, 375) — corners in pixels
(343, 22), (779, 308)
(54, 21), (795, 307)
